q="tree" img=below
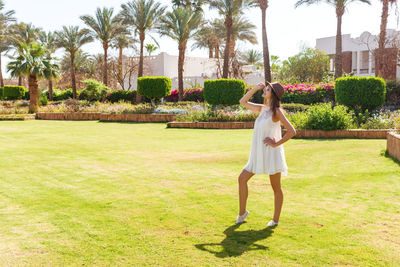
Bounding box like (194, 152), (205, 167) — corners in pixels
(172, 0), (205, 11)
(209, 0), (253, 78)
(278, 47), (330, 83)
(241, 49), (262, 65)
(145, 43), (158, 56)
(9, 22), (41, 85)
(295, 0), (371, 79)
(376, 0), (398, 79)
(120, 0), (166, 103)
(55, 26), (93, 98)
(7, 42), (59, 113)
(80, 7), (125, 86)
(112, 33), (136, 88)
(39, 31), (59, 100)
(0, 0), (15, 87)
(157, 7), (203, 101)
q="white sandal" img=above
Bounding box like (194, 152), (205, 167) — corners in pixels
(267, 219), (278, 227)
(235, 210), (250, 224)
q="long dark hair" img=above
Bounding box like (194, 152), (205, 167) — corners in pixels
(263, 86), (281, 116)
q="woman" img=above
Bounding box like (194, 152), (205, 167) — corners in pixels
(236, 82), (296, 227)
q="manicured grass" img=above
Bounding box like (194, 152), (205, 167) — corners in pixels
(0, 121), (399, 266)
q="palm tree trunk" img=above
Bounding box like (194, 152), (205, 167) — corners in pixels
(18, 76), (22, 86)
(70, 53), (77, 99)
(48, 79), (53, 101)
(28, 74), (39, 113)
(261, 6), (272, 82)
(103, 42), (108, 86)
(223, 16), (233, 78)
(118, 46), (124, 89)
(377, 0), (389, 78)
(209, 45), (213, 58)
(178, 42), (187, 101)
(136, 32), (145, 104)
(0, 54), (4, 87)
(335, 8), (344, 79)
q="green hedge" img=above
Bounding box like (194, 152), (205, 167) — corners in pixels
(2, 86), (25, 100)
(204, 79), (246, 106)
(107, 90), (136, 103)
(0, 87), (3, 99)
(79, 79), (110, 102)
(137, 77), (172, 101)
(335, 77), (386, 111)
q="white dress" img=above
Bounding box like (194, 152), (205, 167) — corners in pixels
(243, 106), (288, 176)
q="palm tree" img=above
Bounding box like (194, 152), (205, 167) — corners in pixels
(55, 26), (93, 98)
(192, 23), (216, 58)
(9, 22), (41, 85)
(209, 0), (253, 78)
(295, 0), (371, 78)
(112, 33), (136, 87)
(0, 0), (15, 87)
(376, 0), (397, 79)
(80, 7), (125, 86)
(7, 42), (59, 113)
(241, 49), (262, 65)
(145, 43), (158, 56)
(39, 31), (59, 100)
(157, 7), (203, 101)
(120, 0), (166, 103)
(252, 0), (271, 82)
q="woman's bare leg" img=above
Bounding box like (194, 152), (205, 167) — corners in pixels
(238, 169), (255, 216)
(269, 172), (283, 222)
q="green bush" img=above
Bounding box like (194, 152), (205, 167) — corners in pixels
(23, 90), (29, 100)
(282, 103), (310, 113)
(79, 79), (110, 102)
(0, 87), (3, 100)
(335, 77), (386, 112)
(107, 90), (136, 103)
(39, 94), (48, 106)
(2, 86), (25, 100)
(203, 79), (246, 106)
(137, 77), (172, 104)
(288, 103), (353, 130)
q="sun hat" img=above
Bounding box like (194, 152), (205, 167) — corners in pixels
(265, 81), (285, 100)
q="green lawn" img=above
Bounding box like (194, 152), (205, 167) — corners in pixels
(0, 121), (399, 266)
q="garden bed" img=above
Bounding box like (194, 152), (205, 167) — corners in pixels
(100, 113), (176, 122)
(167, 121), (254, 129)
(387, 132), (400, 161)
(0, 114), (35, 120)
(36, 112), (101, 120)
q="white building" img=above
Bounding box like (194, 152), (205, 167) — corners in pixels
(316, 29), (400, 81)
(124, 52), (264, 90)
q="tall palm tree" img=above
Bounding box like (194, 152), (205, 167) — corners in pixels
(295, 0), (371, 78)
(80, 7), (125, 86)
(209, 0), (253, 78)
(7, 42), (59, 113)
(192, 22), (221, 58)
(252, 0), (271, 82)
(39, 31), (58, 100)
(55, 26), (93, 98)
(9, 22), (41, 85)
(157, 7), (203, 101)
(112, 33), (136, 88)
(376, 0), (397, 78)
(120, 0), (166, 103)
(0, 0), (15, 87)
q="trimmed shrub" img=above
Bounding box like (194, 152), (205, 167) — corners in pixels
(282, 103), (310, 113)
(107, 90), (136, 103)
(79, 79), (110, 102)
(137, 77), (172, 104)
(335, 76), (386, 112)
(2, 86), (25, 100)
(39, 94), (48, 106)
(0, 87), (3, 99)
(23, 90), (30, 100)
(204, 79), (245, 106)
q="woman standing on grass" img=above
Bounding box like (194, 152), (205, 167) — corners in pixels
(236, 82), (296, 227)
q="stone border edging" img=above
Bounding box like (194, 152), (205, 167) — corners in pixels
(167, 121), (254, 129)
(387, 132), (400, 161)
(0, 114), (35, 121)
(36, 112), (176, 122)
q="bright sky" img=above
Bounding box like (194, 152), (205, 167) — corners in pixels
(2, 0), (399, 78)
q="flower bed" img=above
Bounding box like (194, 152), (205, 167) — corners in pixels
(100, 113), (176, 122)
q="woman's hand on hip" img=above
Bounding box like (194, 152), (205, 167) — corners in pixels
(264, 137), (278, 148)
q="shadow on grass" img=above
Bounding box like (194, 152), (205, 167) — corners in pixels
(194, 223), (275, 258)
(381, 149), (400, 166)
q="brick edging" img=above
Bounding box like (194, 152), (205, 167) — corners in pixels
(387, 132), (400, 161)
(36, 112), (176, 122)
(36, 112), (101, 120)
